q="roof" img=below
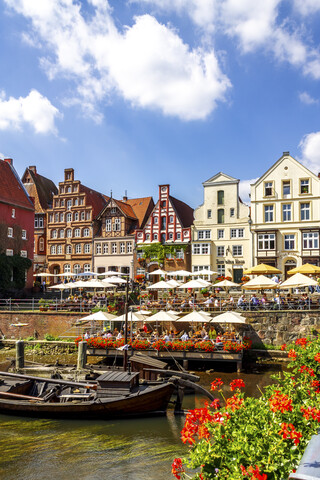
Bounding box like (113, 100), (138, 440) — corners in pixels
(79, 184), (109, 217)
(169, 196), (194, 228)
(203, 172), (239, 186)
(0, 160), (34, 211)
(126, 197), (154, 228)
(114, 199), (137, 220)
(22, 168), (58, 213)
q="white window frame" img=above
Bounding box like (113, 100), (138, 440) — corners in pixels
(230, 228), (244, 238)
(258, 233), (275, 250)
(103, 243), (108, 254)
(264, 205), (274, 222)
(303, 232), (319, 249)
(111, 243), (117, 254)
(75, 244), (81, 254)
(284, 234), (295, 250)
(96, 243), (102, 255)
(282, 204), (292, 222)
(198, 230), (211, 240)
(301, 203), (310, 221)
(120, 242), (125, 254)
(20, 250), (27, 258)
(84, 243), (91, 254)
(106, 219), (111, 232)
(232, 245), (243, 256)
(7, 227), (13, 238)
(217, 246), (225, 257)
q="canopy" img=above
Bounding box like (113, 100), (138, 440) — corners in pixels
(71, 280), (91, 288)
(137, 309), (152, 315)
(242, 275), (278, 290)
(197, 310), (212, 317)
(176, 310), (210, 323)
(147, 281), (172, 289)
(210, 311), (246, 324)
(33, 272), (55, 277)
(58, 273), (76, 277)
(147, 311), (178, 322)
(84, 279), (110, 288)
(76, 311), (117, 323)
(166, 279), (181, 287)
(48, 283), (69, 290)
(100, 280), (118, 288)
(279, 273), (319, 289)
(101, 271), (124, 276)
(106, 276), (127, 284)
(287, 263), (320, 275)
(197, 279), (211, 287)
(167, 270), (193, 277)
(113, 312), (146, 322)
(178, 280), (208, 289)
(214, 279), (239, 288)
(197, 269), (218, 275)
(75, 272), (97, 277)
(243, 263), (282, 275)
(166, 310), (182, 317)
(149, 269), (167, 276)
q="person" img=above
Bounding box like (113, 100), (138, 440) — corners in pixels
(201, 327), (207, 338)
(84, 330), (90, 340)
(271, 275), (279, 284)
(250, 294), (260, 309)
(204, 296), (213, 306)
(181, 331), (189, 341)
(163, 331), (170, 342)
(143, 323), (148, 333)
(237, 295), (246, 310)
(106, 330), (113, 338)
(209, 327), (217, 340)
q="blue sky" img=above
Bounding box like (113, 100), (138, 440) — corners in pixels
(0, 0), (320, 208)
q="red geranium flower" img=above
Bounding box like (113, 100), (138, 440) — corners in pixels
(211, 378), (223, 391)
(172, 458), (185, 479)
(230, 379), (246, 391)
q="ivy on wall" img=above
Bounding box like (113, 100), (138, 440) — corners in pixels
(137, 243), (188, 263)
(0, 253), (32, 290)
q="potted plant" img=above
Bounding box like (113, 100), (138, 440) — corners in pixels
(38, 298), (48, 311)
(200, 288), (210, 297)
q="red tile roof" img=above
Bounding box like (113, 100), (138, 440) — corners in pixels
(126, 197), (154, 228)
(22, 168), (57, 213)
(0, 160), (34, 210)
(79, 184), (109, 216)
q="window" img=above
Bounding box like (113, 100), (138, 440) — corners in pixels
(96, 243), (102, 254)
(74, 228), (81, 237)
(192, 244), (200, 255)
(75, 244), (81, 254)
(217, 246), (225, 256)
(198, 230), (211, 240)
(74, 198), (78, 206)
(86, 212), (91, 221)
(66, 228), (72, 238)
(73, 186), (77, 193)
(303, 232), (319, 249)
(7, 227), (13, 238)
(64, 264), (71, 273)
(282, 204), (291, 222)
(20, 250), (27, 258)
(284, 235), (295, 250)
(83, 228), (90, 237)
(207, 209), (212, 219)
(67, 200), (72, 210)
(21, 229), (27, 240)
(127, 243), (132, 253)
(146, 233), (150, 241)
(168, 233), (173, 240)
(120, 242), (125, 253)
(103, 243), (108, 254)
(153, 233), (158, 241)
(35, 216), (44, 228)
(50, 245), (56, 255)
(166, 252), (174, 259)
(6, 249), (13, 256)
(176, 249), (184, 259)
(84, 244), (91, 254)
(51, 229), (57, 239)
(59, 229), (65, 238)
(230, 208), (235, 217)
(161, 233), (166, 243)
(81, 212), (85, 221)
(66, 245), (72, 254)
(57, 245), (63, 254)
(61, 200), (65, 207)
(74, 212), (79, 221)
(201, 243), (210, 254)
(67, 186), (71, 193)
(217, 190), (224, 205)
(114, 218), (121, 231)
(83, 264), (90, 273)
(264, 182), (273, 196)
(49, 214), (53, 223)
(39, 238), (44, 251)
(106, 219), (111, 231)
(66, 213), (72, 222)
(55, 213), (59, 222)
(301, 203), (310, 221)
(169, 215), (174, 223)
(111, 243), (117, 254)
(192, 243), (210, 255)
(154, 217), (158, 224)
(176, 232), (181, 240)
(11, 209), (15, 218)
(161, 217), (166, 230)
(136, 250), (143, 259)
(232, 245), (243, 256)
(300, 179), (309, 194)
(218, 229), (224, 239)
(217, 264), (225, 277)
(137, 268), (145, 276)
(258, 233), (275, 250)
(230, 228), (244, 238)
(74, 264), (81, 274)
(283, 181), (290, 196)
(161, 201), (166, 208)
(79, 198), (84, 205)
(111, 208), (117, 214)
(264, 205), (274, 222)
(217, 209), (224, 224)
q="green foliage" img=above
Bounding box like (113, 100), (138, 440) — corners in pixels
(175, 337), (320, 479)
(0, 253), (32, 290)
(138, 242), (188, 263)
(44, 333), (61, 341)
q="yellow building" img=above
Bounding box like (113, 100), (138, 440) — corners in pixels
(192, 173), (251, 283)
(250, 152), (320, 277)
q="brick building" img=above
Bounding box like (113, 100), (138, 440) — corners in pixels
(135, 184), (194, 277)
(22, 166), (58, 277)
(93, 195), (154, 278)
(46, 168), (108, 281)
(0, 158), (34, 289)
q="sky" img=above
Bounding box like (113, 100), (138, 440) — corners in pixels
(0, 0), (320, 208)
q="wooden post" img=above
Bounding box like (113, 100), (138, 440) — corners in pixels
(183, 359), (189, 370)
(16, 340), (24, 369)
(77, 341), (87, 370)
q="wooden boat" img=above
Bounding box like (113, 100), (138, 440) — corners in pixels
(0, 370), (177, 420)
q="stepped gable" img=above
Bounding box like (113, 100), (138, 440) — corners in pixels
(126, 197), (154, 228)
(169, 195), (194, 227)
(79, 184), (109, 216)
(22, 167), (57, 213)
(0, 159), (34, 210)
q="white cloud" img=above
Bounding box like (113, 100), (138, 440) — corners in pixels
(239, 178), (258, 204)
(4, 0), (230, 121)
(293, 0), (320, 16)
(0, 89), (60, 134)
(299, 131), (320, 173)
(299, 92), (318, 105)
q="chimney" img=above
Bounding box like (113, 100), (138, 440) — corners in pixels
(29, 166), (37, 174)
(318, 173), (320, 179)
(123, 190), (128, 202)
(283, 151), (289, 156)
(4, 158), (13, 165)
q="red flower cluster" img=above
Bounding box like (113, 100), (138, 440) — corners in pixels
(181, 408), (213, 445)
(226, 394), (244, 412)
(230, 379), (246, 391)
(314, 353), (320, 363)
(311, 380), (320, 393)
(171, 458), (184, 480)
(211, 378), (223, 391)
(280, 344), (287, 351)
(194, 340), (216, 352)
(130, 339), (150, 350)
(278, 423), (302, 445)
(295, 337), (309, 348)
(301, 406), (320, 422)
(298, 365), (315, 377)
(152, 339), (168, 351)
(288, 349), (297, 360)
(210, 398), (221, 410)
(240, 465), (267, 480)
(223, 341), (246, 352)
(212, 411), (229, 424)
(171, 340), (194, 352)
(269, 391), (293, 413)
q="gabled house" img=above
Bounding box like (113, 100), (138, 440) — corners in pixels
(22, 166), (58, 276)
(93, 195), (154, 277)
(0, 158), (34, 289)
(135, 184), (194, 277)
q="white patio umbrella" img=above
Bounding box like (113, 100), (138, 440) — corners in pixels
(113, 312), (146, 322)
(197, 269), (218, 275)
(147, 281), (172, 289)
(279, 273), (318, 289)
(241, 275), (278, 290)
(178, 280), (208, 289)
(33, 272), (55, 277)
(48, 283), (69, 300)
(149, 269), (167, 276)
(167, 270), (193, 277)
(197, 310), (212, 317)
(137, 309), (152, 315)
(166, 279), (181, 288)
(166, 310), (182, 317)
(72, 280), (90, 288)
(210, 311), (246, 324)
(197, 279), (212, 287)
(84, 279), (109, 288)
(76, 311), (117, 323)
(102, 271), (124, 276)
(75, 271), (98, 277)
(106, 276), (127, 284)
(147, 311), (178, 322)
(100, 280), (118, 288)
(58, 272), (76, 277)
(176, 310), (210, 323)
(214, 279), (239, 288)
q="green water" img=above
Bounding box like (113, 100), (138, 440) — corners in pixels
(0, 369), (279, 480)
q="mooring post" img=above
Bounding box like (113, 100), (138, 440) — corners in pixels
(183, 359), (189, 370)
(77, 341), (87, 370)
(16, 340), (24, 370)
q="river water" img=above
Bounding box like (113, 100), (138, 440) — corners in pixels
(0, 362), (281, 480)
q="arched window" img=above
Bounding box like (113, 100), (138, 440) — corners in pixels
(161, 217), (166, 230)
(66, 228), (72, 238)
(74, 212), (79, 221)
(51, 229), (57, 238)
(60, 213), (64, 222)
(74, 228), (81, 237)
(64, 264), (71, 273)
(217, 190), (224, 205)
(57, 245), (63, 254)
(81, 211), (85, 221)
(39, 237), (44, 252)
(75, 244), (81, 254)
(66, 213), (72, 222)
(50, 245), (56, 255)
(59, 229), (64, 238)
(83, 228), (90, 237)
(66, 245), (72, 254)
(74, 264), (81, 273)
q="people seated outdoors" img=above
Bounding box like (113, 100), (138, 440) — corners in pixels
(84, 330), (90, 340)
(214, 297), (219, 309)
(181, 331), (189, 341)
(117, 330), (124, 340)
(209, 327), (217, 340)
(203, 295), (214, 307)
(163, 330), (171, 342)
(237, 294), (247, 310)
(250, 294), (260, 309)
(181, 299), (189, 310)
(260, 293), (268, 307)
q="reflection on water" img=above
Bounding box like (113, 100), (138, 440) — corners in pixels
(0, 369), (280, 480)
